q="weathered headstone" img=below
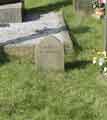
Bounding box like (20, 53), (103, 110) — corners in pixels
(35, 36), (64, 72)
(74, 0), (93, 15)
(0, 1), (22, 23)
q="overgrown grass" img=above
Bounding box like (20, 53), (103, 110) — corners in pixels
(25, 0), (68, 9)
(0, 0), (107, 120)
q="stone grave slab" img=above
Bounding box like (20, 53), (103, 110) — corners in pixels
(35, 36), (64, 71)
(0, 12), (73, 62)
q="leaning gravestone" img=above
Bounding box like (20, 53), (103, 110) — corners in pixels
(0, 0), (22, 23)
(35, 36), (64, 72)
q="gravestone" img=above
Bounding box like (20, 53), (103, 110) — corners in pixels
(35, 36), (64, 72)
(0, 0), (22, 23)
(74, 0), (93, 14)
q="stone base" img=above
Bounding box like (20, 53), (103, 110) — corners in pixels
(4, 45), (34, 61)
(2, 36), (65, 71)
(0, 2), (22, 23)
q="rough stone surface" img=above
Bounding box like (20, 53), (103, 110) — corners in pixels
(0, 2), (22, 23)
(4, 46), (34, 61)
(35, 36), (64, 71)
(0, 12), (73, 62)
(0, 12), (72, 46)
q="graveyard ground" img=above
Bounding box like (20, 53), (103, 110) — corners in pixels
(0, 0), (107, 120)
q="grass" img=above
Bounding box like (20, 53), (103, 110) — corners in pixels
(25, 0), (69, 9)
(0, 0), (107, 120)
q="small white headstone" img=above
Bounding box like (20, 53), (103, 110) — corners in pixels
(35, 36), (64, 72)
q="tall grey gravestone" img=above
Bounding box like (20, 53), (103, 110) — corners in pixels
(0, 0), (22, 23)
(35, 36), (64, 72)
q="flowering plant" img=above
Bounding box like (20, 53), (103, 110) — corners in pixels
(91, 0), (100, 8)
(93, 51), (107, 74)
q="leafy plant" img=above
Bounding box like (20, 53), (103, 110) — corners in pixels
(93, 51), (107, 74)
(91, 0), (100, 8)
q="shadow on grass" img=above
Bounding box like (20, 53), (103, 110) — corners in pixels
(25, 0), (72, 14)
(0, 47), (10, 65)
(68, 100), (99, 120)
(63, 16), (82, 52)
(72, 26), (91, 34)
(65, 60), (91, 71)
